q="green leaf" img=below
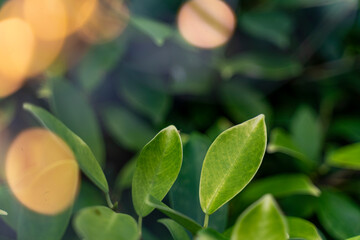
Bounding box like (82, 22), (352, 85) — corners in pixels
(114, 156), (137, 195)
(74, 206), (138, 240)
(267, 128), (313, 168)
(118, 77), (171, 124)
(347, 236), (360, 240)
(131, 16), (174, 46)
(327, 143), (360, 170)
(287, 217), (322, 240)
(145, 195), (202, 235)
(331, 117), (360, 142)
(240, 174), (320, 204)
(231, 195), (288, 240)
(73, 181), (107, 214)
(200, 114), (267, 215)
(272, 0), (356, 8)
(49, 78), (105, 167)
(158, 218), (190, 240)
(76, 38), (126, 93)
(170, 133), (228, 232)
(196, 228), (230, 240)
(132, 125), (183, 217)
(291, 106), (322, 162)
(0, 99), (16, 132)
(23, 103), (109, 193)
(0, 209), (7, 215)
(317, 190), (360, 239)
(102, 105), (157, 151)
(219, 53), (302, 81)
(220, 82), (272, 125)
(0, 186), (72, 240)
(240, 11), (293, 48)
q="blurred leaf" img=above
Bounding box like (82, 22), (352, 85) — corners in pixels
(118, 77), (171, 124)
(0, 209), (7, 215)
(347, 236), (360, 240)
(50, 78), (105, 166)
(267, 128), (314, 168)
(272, 0), (356, 8)
(220, 82), (272, 125)
(206, 118), (233, 141)
(132, 126), (182, 217)
(317, 190), (360, 239)
(73, 181), (106, 214)
(158, 218), (190, 240)
(239, 11), (293, 48)
(0, 185), (72, 240)
(327, 143), (360, 170)
(291, 106), (322, 163)
(74, 206), (138, 240)
(196, 228), (229, 240)
(145, 195), (202, 235)
(278, 195), (317, 219)
(170, 133), (228, 232)
(131, 16), (174, 46)
(102, 105), (156, 151)
(219, 53), (302, 80)
(76, 39), (126, 93)
(287, 217), (322, 240)
(231, 195), (288, 240)
(114, 156), (137, 195)
(240, 174), (320, 204)
(23, 103), (109, 193)
(200, 115), (267, 215)
(0, 100), (15, 132)
(331, 117), (360, 141)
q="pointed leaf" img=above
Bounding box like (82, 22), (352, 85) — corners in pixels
(317, 190), (360, 239)
(0, 209), (7, 215)
(158, 218), (190, 240)
(145, 195), (202, 235)
(240, 174), (320, 204)
(74, 206), (138, 240)
(102, 105), (156, 151)
(231, 195), (288, 240)
(132, 126), (183, 217)
(200, 115), (267, 215)
(50, 78), (105, 166)
(327, 143), (360, 170)
(287, 217), (322, 240)
(131, 16), (174, 46)
(23, 103), (108, 193)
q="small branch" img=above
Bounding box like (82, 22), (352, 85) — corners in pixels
(138, 216), (143, 238)
(105, 192), (114, 209)
(203, 214), (209, 228)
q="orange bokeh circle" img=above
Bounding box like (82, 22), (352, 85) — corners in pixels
(5, 128), (80, 215)
(177, 0), (236, 49)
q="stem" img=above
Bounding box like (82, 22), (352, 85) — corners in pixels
(203, 214), (209, 228)
(105, 193), (114, 209)
(138, 216), (142, 237)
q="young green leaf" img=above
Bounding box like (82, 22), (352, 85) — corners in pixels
(145, 195), (202, 235)
(327, 143), (360, 170)
(196, 228), (230, 240)
(158, 218), (190, 240)
(267, 128), (313, 168)
(50, 78), (105, 167)
(74, 206), (138, 240)
(240, 174), (320, 204)
(23, 103), (109, 193)
(200, 114), (267, 215)
(291, 106), (322, 163)
(131, 16), (174, 46)
(317, 190), (360, 239)
(231, 195), (288, 240)
(102, 105), (157, 151)
(0, 209), (7, 215)
(132, 125), (182, 217)
(347, 236), (360, 240)
(287, 217), (322, 240)
(218, 53), (302, 80)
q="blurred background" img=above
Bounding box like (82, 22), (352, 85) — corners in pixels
(0, 0), (360, 239)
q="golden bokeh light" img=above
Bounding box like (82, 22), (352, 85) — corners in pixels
(5, 128), (80, 215)
(78, 0), (129, 44)
(0, 18), (34, 97)
(177, 0), (236, 49)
